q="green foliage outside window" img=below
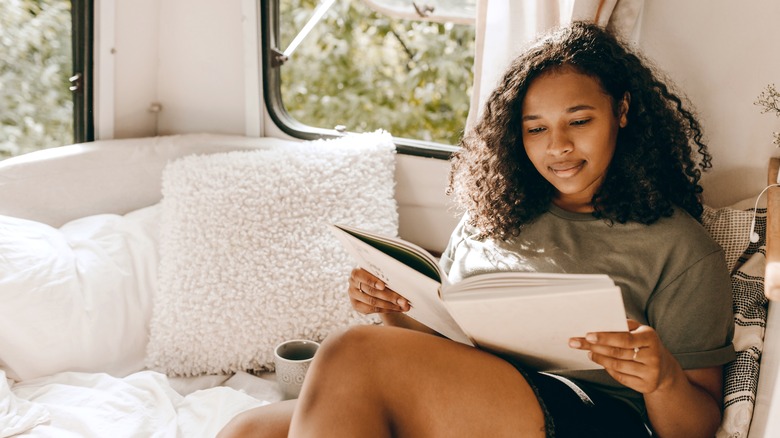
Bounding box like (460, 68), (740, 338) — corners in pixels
(280, 0), (475, 145)
(1, 0), (73, 159)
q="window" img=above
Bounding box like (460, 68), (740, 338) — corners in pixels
(0, 0), (93, 160)
(361, 0), (476, 24)
(263, 0), (476, 157)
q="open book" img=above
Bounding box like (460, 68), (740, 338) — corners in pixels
(330, 223), (629, 372)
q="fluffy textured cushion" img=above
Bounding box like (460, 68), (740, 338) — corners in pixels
(701, 204), (753, 273)
(715, 206), (767, 438)
(0, 205), (160, 381)
(146, 132), (398, 376)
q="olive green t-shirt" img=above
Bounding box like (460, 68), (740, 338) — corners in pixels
(438, 205), (735, 420)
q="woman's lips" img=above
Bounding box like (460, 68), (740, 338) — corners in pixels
(549, 161), (585, 178)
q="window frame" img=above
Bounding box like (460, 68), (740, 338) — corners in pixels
(71, 0), (95, 144)
(361, 0), (476, 25)
(260, 0), (458, 160)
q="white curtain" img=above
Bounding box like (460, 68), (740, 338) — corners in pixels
(466, 0), (645, 130)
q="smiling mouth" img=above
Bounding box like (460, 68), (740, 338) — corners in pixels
(549, 161), (585, 177)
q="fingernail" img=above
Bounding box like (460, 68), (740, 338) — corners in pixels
(397, 298), (408, 309)
(569, 339), (581, 348)
(586, 333), (597, 342)
(375, 282), (385, 290)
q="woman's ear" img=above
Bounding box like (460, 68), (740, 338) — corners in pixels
(619, 92), (631, 128)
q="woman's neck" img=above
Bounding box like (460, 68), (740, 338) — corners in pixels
(552, 196), (595, 213)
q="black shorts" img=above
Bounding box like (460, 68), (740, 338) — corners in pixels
(519, 368), (652, 438)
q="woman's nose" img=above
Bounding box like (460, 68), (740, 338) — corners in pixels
(547, 130), (573, 156)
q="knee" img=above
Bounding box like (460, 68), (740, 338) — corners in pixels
(303, 324), (389, 387)
(313, 325), (382, 368)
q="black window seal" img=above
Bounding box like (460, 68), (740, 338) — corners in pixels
(259, 0), (456, 160)
(71, 0), (95, 144)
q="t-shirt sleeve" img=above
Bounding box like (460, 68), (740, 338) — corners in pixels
(647, 249), (736, 369)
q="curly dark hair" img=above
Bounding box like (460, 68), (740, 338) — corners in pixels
(448, 21), (711, 239)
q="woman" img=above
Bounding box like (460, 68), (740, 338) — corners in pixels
(220, 21), (734, 437)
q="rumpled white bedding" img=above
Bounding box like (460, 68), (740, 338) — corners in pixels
(2, 369), (279, 437)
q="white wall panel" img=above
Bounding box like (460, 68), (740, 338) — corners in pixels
(155, 0), (247, 136)
(639, 0), (780, 207)
(395, 154), (462, 252)
(111, 0), (160, 139)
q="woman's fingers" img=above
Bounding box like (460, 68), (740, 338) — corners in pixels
(572, 338), (656, 391)
(348, 268), (412, 314)
(569, 320), (674, 393)
(350, 267), (386, 292)
(585, 345), (650, 369)
(571, 320), (653, 355)
(348, 279), (402, 311)
(584, 343), (647, 363)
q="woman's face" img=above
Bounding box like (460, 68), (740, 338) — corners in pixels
(521, 68), (628, 213)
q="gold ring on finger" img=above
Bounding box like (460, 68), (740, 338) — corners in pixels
(632, 347), (640, 361)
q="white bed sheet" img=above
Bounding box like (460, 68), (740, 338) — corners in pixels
(3, 370), (282, 437)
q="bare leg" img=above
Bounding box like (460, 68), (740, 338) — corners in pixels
(217, 399), (296, 438)
(289, 325), (546, 438)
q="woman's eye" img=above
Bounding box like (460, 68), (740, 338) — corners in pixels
(527, 127), (545, 134)
(571, 119), (591, 126)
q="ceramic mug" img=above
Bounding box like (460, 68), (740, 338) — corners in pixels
(274, 339), (320, 399)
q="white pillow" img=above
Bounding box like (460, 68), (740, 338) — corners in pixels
(145, 131), (397, 376)
(0, 205), (161, 381)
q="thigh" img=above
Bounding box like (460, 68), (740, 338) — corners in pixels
(307, 325), (547, 438)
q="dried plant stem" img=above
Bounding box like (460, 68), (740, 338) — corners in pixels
(756, 84), (780, 146)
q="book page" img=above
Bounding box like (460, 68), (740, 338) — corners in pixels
(330, 225), (472, 345)
(444, 272), (615, 300)
(443, 286), (627, 371)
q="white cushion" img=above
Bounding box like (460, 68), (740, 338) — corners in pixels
(0, 205), (161, 381)
(145, 131), (398, 376)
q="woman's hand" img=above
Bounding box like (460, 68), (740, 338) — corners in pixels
(568, 319), (684, 394)
(348, 268), (412, 315)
